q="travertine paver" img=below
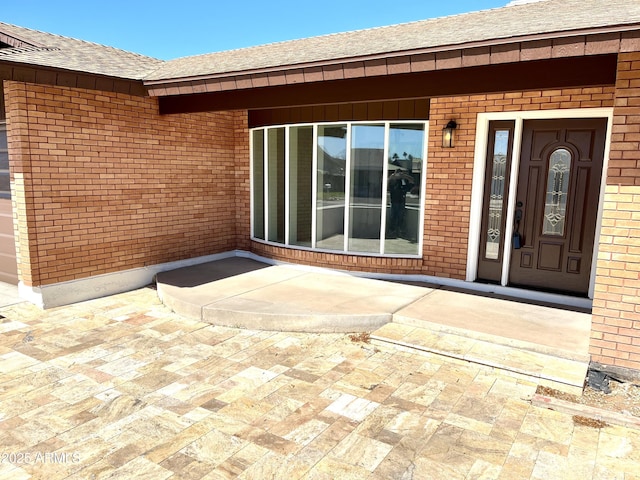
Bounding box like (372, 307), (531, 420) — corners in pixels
(0, 287), (637, 479)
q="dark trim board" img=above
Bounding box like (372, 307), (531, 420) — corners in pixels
(159, 55), (617, 114)
(0, 61), (148, 97)
(248, 99), (430, 128)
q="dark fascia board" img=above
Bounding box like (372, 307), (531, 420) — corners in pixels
(158, 54), (618, 115)
(145, 24), (639, 87)
(0, 59), (149, 97)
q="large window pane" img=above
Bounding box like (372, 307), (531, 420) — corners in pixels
(384, 124), (424, 255)
(316, 125), (346, 250)
(251, 121), (427, 257)
(349, 124), (384, 253)
(252, 129), (265, 239)
(267, 128), (285, 243)
(289, 126), (313, 247)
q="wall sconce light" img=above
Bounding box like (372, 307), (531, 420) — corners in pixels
(442, 120), (457, 148)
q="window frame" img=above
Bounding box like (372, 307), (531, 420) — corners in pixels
(0, 122), (9, 199)
(250, 120), (429, 258)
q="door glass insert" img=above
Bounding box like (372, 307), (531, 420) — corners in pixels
(543, 147), (571, 236)
(485, 129), (510, 260)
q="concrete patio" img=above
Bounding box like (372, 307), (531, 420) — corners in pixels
(0, 287), (638, 479)
(156, 258), (592, 393)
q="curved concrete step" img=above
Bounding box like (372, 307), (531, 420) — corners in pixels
(156, 257), (429, 333)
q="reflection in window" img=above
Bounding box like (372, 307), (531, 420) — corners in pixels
(349, 125), (384, 253)
(316, 125), (347, 251)
(252, 121), (427, 256)
(252, 129), (264, 239)
(0, 123), (9, 198)
(267, 128), (285, 243)
(385, 124), (424, 255)
(289, 126), (313, 247)
(543, 148), (571, 236)
(485, 130), (510, 259)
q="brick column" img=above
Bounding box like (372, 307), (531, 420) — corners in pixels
(590, 52), (640, 376)
(4, 81), (39, 286)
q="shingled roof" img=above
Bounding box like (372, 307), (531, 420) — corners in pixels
(0, 22), (162, 80)
(1, 0), (639, 87)
(145, 0), (640, 82)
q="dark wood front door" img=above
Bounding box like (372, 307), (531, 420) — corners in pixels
(509, 118), (607, 296)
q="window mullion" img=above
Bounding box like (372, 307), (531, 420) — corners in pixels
(284, 126), (290, 246)
(249, 130), (254, 238)
(311, 125), (318, 249)
(417, 121), (429, 257)
(263, 128), (269, 242)
(380, 123), (390, 255)
(343, 123), (352, 252)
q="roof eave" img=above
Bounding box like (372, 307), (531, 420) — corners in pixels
(143, 23), (640, 86)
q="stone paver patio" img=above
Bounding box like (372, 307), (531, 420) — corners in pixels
(0, 287), (638, 479)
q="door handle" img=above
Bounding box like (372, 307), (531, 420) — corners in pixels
(513, 203), (523, 249)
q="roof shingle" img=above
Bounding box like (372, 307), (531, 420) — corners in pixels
(145, 0), (640, 82)
(0, 22), (163, 80)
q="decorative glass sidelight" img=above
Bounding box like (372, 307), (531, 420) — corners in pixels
(484, 130), (510, 260)
(543, 148), (572, 236)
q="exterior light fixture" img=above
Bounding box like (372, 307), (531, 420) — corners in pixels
(442, 120), (457, 148)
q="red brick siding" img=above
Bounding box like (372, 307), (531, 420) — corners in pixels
(251, 87), (615, 278)
(5, 81), (246, 286)
(590, 52), (640, 371)
(251, 242), (424, 274)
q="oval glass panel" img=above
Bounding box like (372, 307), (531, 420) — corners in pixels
(543, 148), (572, 236)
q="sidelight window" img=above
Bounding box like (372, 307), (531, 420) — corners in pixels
(0, 123), (9, 198)
(484, 129), (510, 260)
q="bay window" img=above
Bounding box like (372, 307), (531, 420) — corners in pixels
(251, 121), (428, 257)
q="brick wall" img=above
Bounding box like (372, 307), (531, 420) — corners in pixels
(250, 87), (614, 277)
(233, 110), (251, 251)
(4, 81), (247, 286)
(590, 52), (640, 372)
(252, 242), (424, 274)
